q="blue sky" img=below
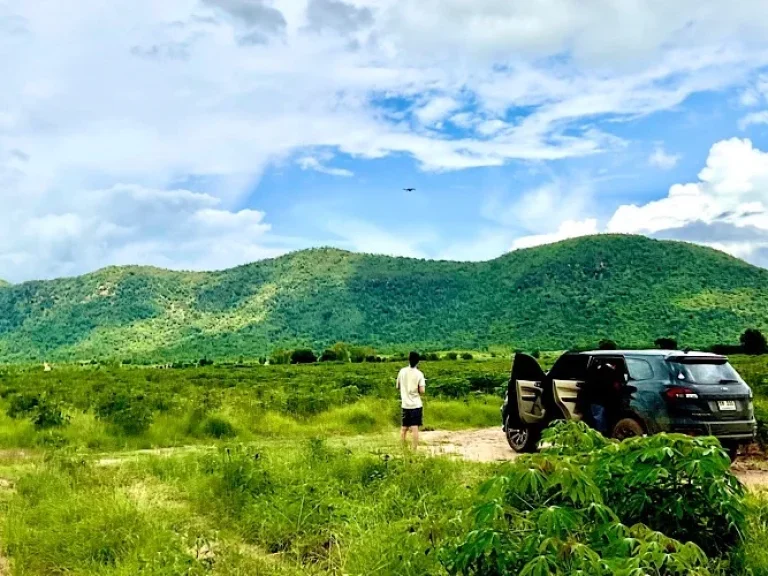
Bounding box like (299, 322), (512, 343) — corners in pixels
(3, 0), (768, 281)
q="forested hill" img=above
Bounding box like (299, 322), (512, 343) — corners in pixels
(1, 235), (768, 362)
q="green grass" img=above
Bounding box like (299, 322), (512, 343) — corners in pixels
(0, 355), (765, 574)
(0, 441), (490, 575)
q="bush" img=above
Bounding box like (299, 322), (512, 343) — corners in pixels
(319, 349), (339, 362)
(598, 339), (618, 350)
(655, 337), (678, 349)
(270, 349), (292, 365)
(291, 349), (318, 364)
(202, 416), (237, 439)
(460, 353), (473, 360)
(741, 329), (768, 355)
(531, 349), (540, 359)
(96, 392), (154, 436)
(7, 393), (69, 430)
(443, 422), (746, 575)
(7, 392), (41, 419)
(31, 398), (69, 430)
(445, 352), (458, 361)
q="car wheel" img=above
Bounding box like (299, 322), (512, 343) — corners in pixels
(505, 417), (540, 453)
(611, 417), (644, 441)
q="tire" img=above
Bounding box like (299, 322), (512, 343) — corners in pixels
(611, 417), (645, 441)
(505, 417), (540, 453)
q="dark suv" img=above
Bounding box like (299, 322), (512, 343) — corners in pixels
(501, 350), (757, 460)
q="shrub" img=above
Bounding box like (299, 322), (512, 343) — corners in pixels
(598, 339), (618, 350)
(7, 392), (40, 419)
(319, 349), (339, 362)
(202, 416), (237, 439)
(96, 392), (154, 436)
(31, 398), (69, 430)
(655, 337), (678, 349)
(443, 422), (746, 575)
(291, 349), (317, 364)
(7, 393), (69, 430)
(270, 349), (292, 365)
(460, 353), (473, 360)
(741, 328), (768, 355)
(445, 352), (458, 361)
(531, 349), (540, 359)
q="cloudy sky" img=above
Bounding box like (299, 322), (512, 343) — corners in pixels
(4, 0), (768, 282)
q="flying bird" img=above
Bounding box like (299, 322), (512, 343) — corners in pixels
(403, 188), (416, 192)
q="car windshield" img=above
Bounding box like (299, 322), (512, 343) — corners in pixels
(669, 361), (741, 385)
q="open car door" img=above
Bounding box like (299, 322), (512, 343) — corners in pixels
(548, 353), (592, 421)
(507, 353), (548, 427)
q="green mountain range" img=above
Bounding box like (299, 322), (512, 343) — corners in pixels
(1, 235), (767, 363)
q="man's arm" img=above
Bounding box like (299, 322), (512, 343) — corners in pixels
(418, 374), (426, 396)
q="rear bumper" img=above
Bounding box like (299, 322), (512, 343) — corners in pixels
(668, 418), (757, 442)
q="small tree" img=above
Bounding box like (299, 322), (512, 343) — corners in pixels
(319, 349), (338, 362)
(598, 339), (617, 350)
(461, 352), (473, 360)
(654, 337), (678, 350)
(291, 349), (318, 364)
(270, 349), (292, 365)
(330, 342), (351, 362)
(740, 328), (768, 355)
(445, 352), (458, 361)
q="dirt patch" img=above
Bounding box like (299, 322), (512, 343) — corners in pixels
(422, 427), (768, 489)
(96, 445), (211, 467)
(422, 428), (515, 462)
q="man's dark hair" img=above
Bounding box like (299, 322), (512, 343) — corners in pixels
(408, 351), (420, 368)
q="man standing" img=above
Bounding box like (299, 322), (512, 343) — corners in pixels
(397, 351), (426, 449)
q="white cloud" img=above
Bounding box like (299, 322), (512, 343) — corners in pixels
(648, 145), (680, 170)
(414, 96), (461, 126)
(511, 219), (599, 250)
(606, 138), (768, 266)
(6, 1), (768, 278)
(0, 184), (286, 282)
(297, 156), (354, 177)
(740, 111), (768, 130)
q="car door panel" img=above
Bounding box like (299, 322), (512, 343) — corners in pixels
(552, 379), (583, 421)
(507, 354), (548, 427)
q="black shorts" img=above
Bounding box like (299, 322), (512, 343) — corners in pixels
(402, 407), (423, 427)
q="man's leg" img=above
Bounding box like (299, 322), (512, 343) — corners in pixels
(401, 426), (408, 445)
(590, 404), (607, 435)
(410, 426), (419, 450)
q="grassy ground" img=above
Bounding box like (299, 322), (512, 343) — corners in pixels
(0, 355), (765, 574)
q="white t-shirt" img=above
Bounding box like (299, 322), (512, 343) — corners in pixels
(397, 366), (425, 409)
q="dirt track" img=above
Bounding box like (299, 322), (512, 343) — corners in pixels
(422, 427), (768, 489)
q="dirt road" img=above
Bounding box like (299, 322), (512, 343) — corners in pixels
(422, 427), (768, 489)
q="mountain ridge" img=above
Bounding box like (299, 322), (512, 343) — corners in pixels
(1, 235), (767, 362)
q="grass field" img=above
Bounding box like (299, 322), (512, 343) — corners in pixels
(0, 354), (765, 575)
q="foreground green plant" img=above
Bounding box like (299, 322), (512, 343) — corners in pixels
(443, 422), (747, 576)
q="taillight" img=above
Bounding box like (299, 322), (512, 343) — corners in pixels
(664, 386), (699, 400)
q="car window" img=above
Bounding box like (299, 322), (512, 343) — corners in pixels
(626, 358), (654, 380)
(670, 361), (741, 385)
(549, 354), (590, 380)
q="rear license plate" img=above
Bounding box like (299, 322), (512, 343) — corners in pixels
(718, 400), (737, 411)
